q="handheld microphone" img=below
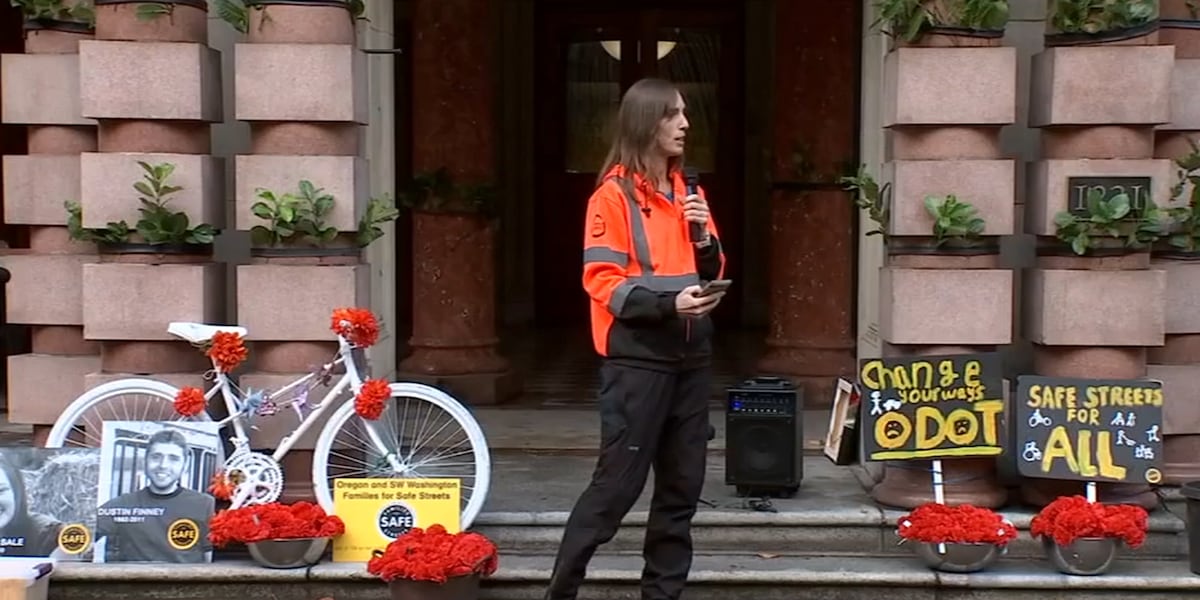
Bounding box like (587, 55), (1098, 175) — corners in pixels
(684, 168), (705, 243)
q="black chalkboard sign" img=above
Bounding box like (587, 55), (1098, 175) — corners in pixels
(1014, 376), (1164, 484)
(858, 353), (1004, 461)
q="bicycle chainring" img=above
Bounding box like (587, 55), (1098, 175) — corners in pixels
(225, 452), (284, 508)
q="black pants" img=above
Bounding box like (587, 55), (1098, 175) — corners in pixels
(545, 361), (711, 600)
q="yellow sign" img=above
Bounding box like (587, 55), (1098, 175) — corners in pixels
(331, 478), (462, 563)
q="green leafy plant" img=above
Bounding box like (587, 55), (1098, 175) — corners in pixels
(1048, 0), (1157, 35)
(64, 201), (130, 244)
(924, 194), (986, 247)
(64, 162), (214, 247)
(10, 0), (94, 25)
(398, 168), (499, 217)
(1164, 141), (1200, 252)
(1053, 187), (1168, 256)
(873, 0), (1009, 43)
(840, 165), (890, 241)
(132, 161), (216, 245)
(356, 196), (400, 247)
(218, 0), (367, 33)
(134, 1), (171, 20)
(250, 180), (338, 247)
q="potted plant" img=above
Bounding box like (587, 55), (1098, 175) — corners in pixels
(367, 524), (498, 600)
(12, 0), (94, 52)
(1052, 186), (1169, 257)
(64, 161), (218, 262)
(896, 502), (1017, 572)
(873, 0), (1010, 47)
(213, 0), (364, 42)
(1030, 495), (1148, 575)
(92, 0), (207, 43)
(1045, 0), (1159, 46)
(247, 179), (398, 263)
(208, 501), (346, 569)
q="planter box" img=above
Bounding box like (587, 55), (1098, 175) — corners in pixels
(883, 46), (1017, 127)
(234, 43), (367, 123)
(1152, 258), (1200, 334)
(1147, 364), (1200, 434)
(2, 154), (80, 225)
(80, 152), (224, 229)
(81, 263), (225, 340)
(1165, 59), (1200, 131)
(0, 54), (93, 125)
(238, 372), (336, 449)
(234, 155), (368, 232)
(1024, 159), (1174, 236)
(883, 159), (1015, 236)
(236, 264), (369, 341)
(1029, 46), (1174, 127)
(0, 254), (98, 325)
(79, 40), (222, 122)
(878, 267), (1013, 345)
(1023, 268), (1165, 346)
(7, 353), (100, 425)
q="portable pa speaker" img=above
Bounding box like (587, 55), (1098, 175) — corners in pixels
(724, 376), (803, 498)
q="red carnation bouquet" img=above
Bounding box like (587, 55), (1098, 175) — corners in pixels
(897, 502), (1018, 546)
(1030, 495), (1148, 548)
(367, 524), (499, 584)
(208, 501), (346, 547)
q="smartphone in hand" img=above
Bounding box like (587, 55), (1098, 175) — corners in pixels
(696, 279), (732, 298)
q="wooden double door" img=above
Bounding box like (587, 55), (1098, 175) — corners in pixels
(533, 1), (745, 327)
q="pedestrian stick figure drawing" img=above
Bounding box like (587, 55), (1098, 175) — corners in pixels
(870, 391), (883, 416)
(1125, 412), (1136, 427)
(1135, 445), (1155, 460)
(1146, 424), (1161, 443)
(1110, 412), (1125, 427)
(1116, 430), (1137, 447)
(1028, 409), (1052, 428)
(1022, 441), (1043, 462)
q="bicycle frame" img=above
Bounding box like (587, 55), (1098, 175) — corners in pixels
(200, 333), (387, 464)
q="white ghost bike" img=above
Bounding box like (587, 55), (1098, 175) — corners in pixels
(42, 310), (492, 529)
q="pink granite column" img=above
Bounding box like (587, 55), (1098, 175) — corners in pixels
(1150, 4), (1200, 484)
(231, 2), (370, 502)
(756, 1), (857, 403)
(77, 2), (225, 393)
(1020, 26), (1173, 509)
(864, 30), (1018, 510)
(0, 18), (100, 444)
(398, 0), (518, 406)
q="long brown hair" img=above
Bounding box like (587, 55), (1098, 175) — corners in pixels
(596, 78), (684, 187)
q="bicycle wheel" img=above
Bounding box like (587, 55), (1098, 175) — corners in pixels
(311, 382), (492, 529)
(44, 378), (214, 449)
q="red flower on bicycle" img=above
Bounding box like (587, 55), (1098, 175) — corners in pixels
(207, 331), (248, 373)
(209, 470), (237, 501)
(331, 307), (380, 348)
(174, 386), (206, 417)
(355, 379), (390, 420)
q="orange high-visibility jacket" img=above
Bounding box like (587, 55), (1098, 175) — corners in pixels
(582, 165), (726, 364)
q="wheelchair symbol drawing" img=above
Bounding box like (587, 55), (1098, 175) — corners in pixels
(1027, 409), (1052, 428)
(1022, 441), (1043, 462)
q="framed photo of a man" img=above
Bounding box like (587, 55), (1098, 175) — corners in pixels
(0, 448), (100, 560)
(94, 421), (220, 564)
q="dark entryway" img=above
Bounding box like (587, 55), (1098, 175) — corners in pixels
(532, 0), (746, 327)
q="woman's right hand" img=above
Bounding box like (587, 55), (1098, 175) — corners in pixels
(675, 285), (723, 316)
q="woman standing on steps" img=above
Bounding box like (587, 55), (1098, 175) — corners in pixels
(544, 77), (727, 600)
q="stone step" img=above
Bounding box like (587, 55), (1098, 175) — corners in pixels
(44, 553), (1200, 600)
(473, 505), (1188, 560)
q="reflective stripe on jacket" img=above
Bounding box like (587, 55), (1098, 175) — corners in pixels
(582, 165), (726, 364)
